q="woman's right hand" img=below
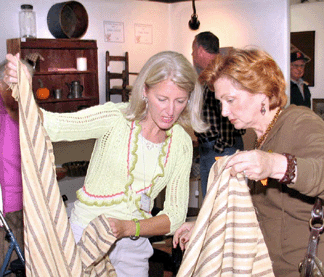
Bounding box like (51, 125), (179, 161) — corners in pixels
(173, 221), (195, 251)
(225, 150), (288, 182)
(4, 53), (32, 86)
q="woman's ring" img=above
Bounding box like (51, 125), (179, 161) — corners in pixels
(243, 170), (246, 177)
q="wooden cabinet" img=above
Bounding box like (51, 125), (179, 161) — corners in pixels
(7, 38), (99, 112)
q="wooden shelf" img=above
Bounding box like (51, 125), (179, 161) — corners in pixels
(7, 38), (99, 113)
(36, 96), (98, 104)
(34, 71), (96, 76)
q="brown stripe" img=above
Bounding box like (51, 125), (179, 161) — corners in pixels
(227, 206), (255, 212)
(61, 223), (70, 249)
(228, 188), (251, 196)
(222, 267), (253, 274)
(32, 118), (40, 146)
(39, 144), (49, 174)
(223, 252), (260, 258)
(225, 237), (258, 243)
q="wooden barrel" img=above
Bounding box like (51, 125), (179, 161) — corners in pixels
(47, 1), (88, 39)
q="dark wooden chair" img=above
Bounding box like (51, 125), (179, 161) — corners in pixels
(105, 51), (133, 102)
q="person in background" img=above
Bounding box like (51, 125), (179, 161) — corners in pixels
(192, 31), (245, 198)
(290, 50), (311, 108)
(5, 51), (207, 277)
(174, 47), (324, 276)
(0, 61), (24, 268)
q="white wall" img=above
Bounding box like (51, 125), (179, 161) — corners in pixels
(170, 0), (290, 87)
(0, 0), (289, 104)
(291, 2), (324, 100)
(0, 0), (170, 104)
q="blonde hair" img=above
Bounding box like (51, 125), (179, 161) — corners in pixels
(124, 51), (208, 132)
(200, 48), (287, 109)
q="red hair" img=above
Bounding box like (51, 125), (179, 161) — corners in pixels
(199, 48), (287, 109)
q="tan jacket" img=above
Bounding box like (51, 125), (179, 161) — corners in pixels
(251, 105), (324, 276)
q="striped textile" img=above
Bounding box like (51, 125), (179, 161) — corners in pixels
(11, 61), (117, 276)
(177, 155), (274, 277)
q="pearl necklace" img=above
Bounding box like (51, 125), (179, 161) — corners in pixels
(255, 108), (282, 149)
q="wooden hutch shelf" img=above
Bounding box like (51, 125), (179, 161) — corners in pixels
(7, 38), (99, 113)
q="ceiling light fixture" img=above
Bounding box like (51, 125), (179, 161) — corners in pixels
(188, 0), (200, 30)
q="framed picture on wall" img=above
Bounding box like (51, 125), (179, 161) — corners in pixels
(291, 31), (315, 87)
(312, 99), (324, 120)
(103, 21), (125, 43)
(134, 24), (153, 44)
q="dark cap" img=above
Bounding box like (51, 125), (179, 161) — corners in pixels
(291, 51), (310, 63)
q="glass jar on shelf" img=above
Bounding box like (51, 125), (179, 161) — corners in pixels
(19, 4), (37, 38)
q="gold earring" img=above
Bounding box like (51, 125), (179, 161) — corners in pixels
(261, 102), (266, 115)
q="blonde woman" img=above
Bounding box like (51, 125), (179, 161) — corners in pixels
(5, 51), (207, 276)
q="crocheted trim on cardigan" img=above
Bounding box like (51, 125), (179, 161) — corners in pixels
(129, 121), (172, 218)
(77, 120), (173, 218)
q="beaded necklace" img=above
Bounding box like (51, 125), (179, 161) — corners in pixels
(254, 108), (282, 187)
(139, 132), (163, 213)
(255, 108), (282, 149)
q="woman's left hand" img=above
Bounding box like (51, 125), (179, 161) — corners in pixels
(173, 221), (195, 251)
(225, 150), (287, 181)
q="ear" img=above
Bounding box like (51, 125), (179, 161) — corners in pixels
(261, 94), (268, 102)
(258, 93), (269, 107)
(197, 45), (204, 58)
(143, 85), (148, 98)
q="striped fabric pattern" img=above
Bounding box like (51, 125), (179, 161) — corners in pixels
(11, 61), (117, 276)
(177, 155), (274, 277)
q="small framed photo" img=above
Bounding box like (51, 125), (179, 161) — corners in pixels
(134, 24), (153, 44)
(104, 21), (124, 43)
(313, 99), (324, 120)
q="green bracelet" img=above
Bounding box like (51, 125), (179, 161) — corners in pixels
(130, 218), (140, 240)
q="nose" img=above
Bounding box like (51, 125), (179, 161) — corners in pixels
(166, 102), (175, 115)
(221, 103), (229, 117)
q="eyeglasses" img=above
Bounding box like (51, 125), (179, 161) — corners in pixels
(291, 64), (306, 69)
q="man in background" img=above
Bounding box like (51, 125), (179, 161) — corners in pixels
(192, 32), (245, 198)
(290, 50), (311, 108)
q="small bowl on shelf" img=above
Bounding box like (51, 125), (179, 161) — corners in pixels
(56, 167), (68, 181)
